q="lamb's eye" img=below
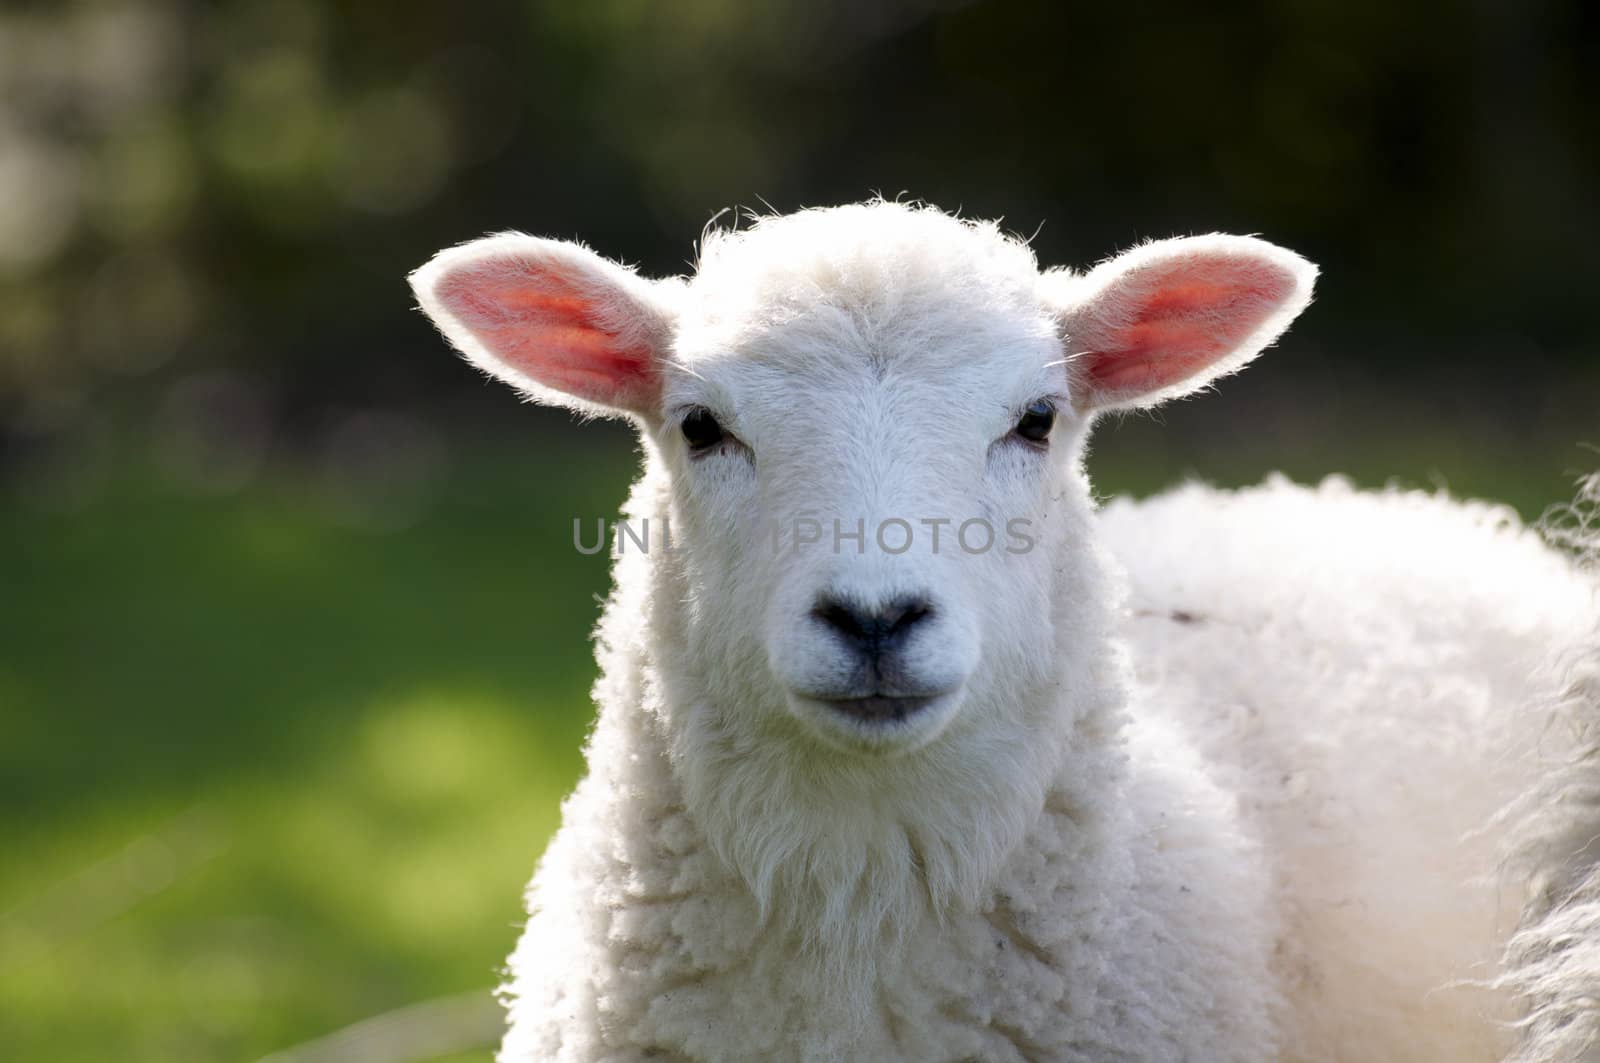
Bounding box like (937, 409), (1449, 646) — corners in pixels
(681, 407), (725, 453)
(1014, 399), (1056, 444)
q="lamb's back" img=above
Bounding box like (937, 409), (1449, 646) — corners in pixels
(1100, 474), (1599, 1061)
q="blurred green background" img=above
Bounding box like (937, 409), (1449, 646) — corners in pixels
(0, 2), (1594, 1061)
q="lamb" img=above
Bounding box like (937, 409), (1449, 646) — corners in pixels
(408, 200), (1600, 1062)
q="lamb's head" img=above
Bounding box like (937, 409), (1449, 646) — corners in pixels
(410, 203), (1316, 762)
(412, 202), (1314, 1003)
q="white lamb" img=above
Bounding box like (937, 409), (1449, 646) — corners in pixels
(409, 201), (1600, 1062)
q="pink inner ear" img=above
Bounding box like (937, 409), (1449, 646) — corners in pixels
(436, 258), (658, 411)
(1081, 261), (1294, 398)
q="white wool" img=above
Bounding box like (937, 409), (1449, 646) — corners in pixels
(1101, 475), (1599, 1061)
(407, 201), (1600, 1062)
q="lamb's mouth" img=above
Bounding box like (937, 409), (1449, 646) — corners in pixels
(819, 694), (937, 722)
(785, 687), (966, 752)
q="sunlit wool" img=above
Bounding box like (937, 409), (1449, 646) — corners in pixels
(411, 201), (1600, 1062)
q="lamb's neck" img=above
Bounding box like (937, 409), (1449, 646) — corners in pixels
(570, 656), (1135, 1047)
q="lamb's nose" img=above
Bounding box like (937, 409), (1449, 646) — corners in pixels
(812, 594), (933, 656)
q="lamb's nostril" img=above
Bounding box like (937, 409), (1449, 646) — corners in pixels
(814, 600), (871, 643)
(812, 595), (934, 653)
(883, 600), (931, 637)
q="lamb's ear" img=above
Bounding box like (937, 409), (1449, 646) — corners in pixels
(409, 233), (674, 418)
(1045, 235), (1317, 412)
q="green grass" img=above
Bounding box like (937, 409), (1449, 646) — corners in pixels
(0, 422), (1589, 1062)
(0, 442), (629, 1062)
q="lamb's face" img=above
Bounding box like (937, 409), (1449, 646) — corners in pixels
(410, 201), (1317, 760)
(656, 229), (1078, 754)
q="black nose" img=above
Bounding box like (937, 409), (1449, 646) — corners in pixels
(813, 595), (933, 656)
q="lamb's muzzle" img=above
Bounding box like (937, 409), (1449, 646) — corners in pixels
(807, 592), (944, 700)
